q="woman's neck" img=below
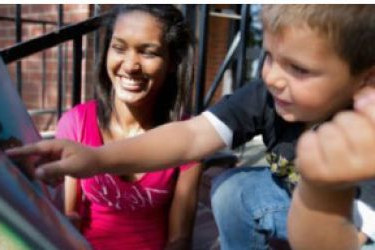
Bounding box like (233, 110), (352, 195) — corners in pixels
(105, 99), (154, 140)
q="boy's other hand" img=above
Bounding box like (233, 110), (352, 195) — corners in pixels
(6, 139), (100, 184)
(296, 89), (375, 188)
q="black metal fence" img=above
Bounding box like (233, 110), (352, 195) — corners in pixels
(0, 4), (261, 138)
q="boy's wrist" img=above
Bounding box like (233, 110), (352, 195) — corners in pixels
(91, 147), (107, 175)
(297, 179), (356, 211)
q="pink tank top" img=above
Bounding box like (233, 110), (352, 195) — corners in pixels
(56, 101), (194, 250)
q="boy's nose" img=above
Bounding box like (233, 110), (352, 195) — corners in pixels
(262, 62), (287, 91)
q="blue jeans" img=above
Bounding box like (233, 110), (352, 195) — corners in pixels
(211, 167), (290, 250)
(362, 242), (375, 250)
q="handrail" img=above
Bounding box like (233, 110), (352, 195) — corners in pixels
(204, 32), (240, 108)
(0, 12), (111, 64)
(0, 15), (63, 25)
(0, 4), (255, 119)
(194, 4), (209, 115)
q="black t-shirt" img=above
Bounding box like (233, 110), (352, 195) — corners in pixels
(209, 79), (375, 233)
(209, 79), (304, 190)
(209, 79), (375, 209)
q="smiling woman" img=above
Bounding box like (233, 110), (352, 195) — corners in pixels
(106, 11), (170, 108)
(53, 5), (200, 250)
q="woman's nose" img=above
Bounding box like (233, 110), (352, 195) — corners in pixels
(121, 51), (141, 73)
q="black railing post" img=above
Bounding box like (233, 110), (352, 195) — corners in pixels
(204, 32), (240, 108)
(0, 14), (106, 64)
(42, 23), (47, 108)
(0, 8), (109, 131)
(72, 36), (82, 106)
(182, 4), (197, 37)
(93, 4), (101, 64)
(57, 4), (64, 118)
(15, 4), (22, 96)
(194, 4), (209, 115)
(235, 4), (250, 89)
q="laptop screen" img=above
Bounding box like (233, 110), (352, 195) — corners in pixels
(0, 57), (91, 249)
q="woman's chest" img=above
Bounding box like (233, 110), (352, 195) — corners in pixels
(81, 170), (177, 212)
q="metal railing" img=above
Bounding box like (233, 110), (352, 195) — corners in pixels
(193, 4), (257, 112)
(0, 7), (107, 109)
(0, 4), (257, 138)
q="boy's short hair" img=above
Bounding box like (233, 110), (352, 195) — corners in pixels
(262, 4), (375, 75)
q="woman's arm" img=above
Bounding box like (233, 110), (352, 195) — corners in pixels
(165, 163), (203, 250)
(64, 176), (78, 214)
(64, 176), (82, 229)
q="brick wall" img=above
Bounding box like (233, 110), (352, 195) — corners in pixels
(205, 5), (232, 106)
(0, 4), (94, 133)
(0, 4), (233, 134)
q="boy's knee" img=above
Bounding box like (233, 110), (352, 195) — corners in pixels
(211, 174), (239, 209)
(210, 171), (250, 219)
(210, 168), (249, 201)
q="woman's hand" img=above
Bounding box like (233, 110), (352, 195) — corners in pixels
(6, 139), (101, 185)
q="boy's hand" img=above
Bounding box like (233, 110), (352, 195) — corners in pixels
(6, 139), (101, 184)
(296, 89), (375, 188)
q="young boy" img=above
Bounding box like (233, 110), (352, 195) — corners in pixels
(289, 88), (375, 250)
(8, 4), (375, 249)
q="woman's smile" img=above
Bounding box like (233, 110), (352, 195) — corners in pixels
(116, 75), (146, 92)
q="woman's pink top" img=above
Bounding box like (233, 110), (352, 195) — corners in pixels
(56, 101), (194, 250)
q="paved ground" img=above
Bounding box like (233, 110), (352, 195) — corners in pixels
(192, 167), (224, 250)
(192, 137), (269, 250)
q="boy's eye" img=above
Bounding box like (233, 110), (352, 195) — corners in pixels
(262, 51), (273, 68)
(290, 64), (310, 76)
(263, 51), (272, 62)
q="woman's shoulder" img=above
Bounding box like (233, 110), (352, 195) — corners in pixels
(58, 100), (97, 129)
(68, 100), (97, 115)
(56, 100), (100, 142)
(60, 100), (97, 122)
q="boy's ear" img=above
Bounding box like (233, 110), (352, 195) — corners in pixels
(362, 66), (375, 87)
(353, 65), (375, 100)
(354, 66), (375, 99)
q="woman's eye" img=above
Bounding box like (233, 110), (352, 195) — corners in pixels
(142, 50), (158, 58)
(111, 44), (124, 52)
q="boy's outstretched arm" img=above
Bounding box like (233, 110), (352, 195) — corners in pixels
(288, 89), (375, 250)
(6, 115), (225, 182)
